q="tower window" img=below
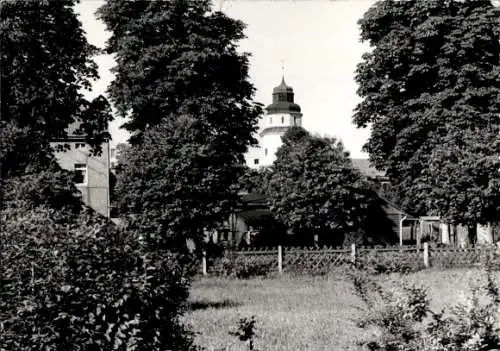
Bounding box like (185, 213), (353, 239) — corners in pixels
(74, 163), (87, 185)
(265, 148), (268, 156)
(281, 116), (284, 124)
(254, 158), (259, 165)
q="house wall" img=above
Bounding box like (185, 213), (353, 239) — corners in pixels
(51, 141), (110, 217)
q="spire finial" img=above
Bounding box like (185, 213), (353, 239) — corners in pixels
(281, 58), (286, 81)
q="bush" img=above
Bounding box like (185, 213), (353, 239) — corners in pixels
(351, 264), (500, 351)
(235, 261), (274, 279)
(229, 316), (258, 351)
(0, 205), (198, 350)
(343, 229), (366, 246)
(210, 252), (274, 279)
(357, 250), (424, 275)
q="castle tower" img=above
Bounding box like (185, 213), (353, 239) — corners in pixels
(258, 76), (302, 166)
(244, 75), (303, 168)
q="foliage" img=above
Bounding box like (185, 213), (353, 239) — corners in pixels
(229, 316), (258, 351)
(343, 228), (367, 246)
(100, 0), (262, 252)
(424, 136), (500, 226)
(0, 0), (112, 158)
(268, 127), (383, 246)
(97, 0), (262, 145)
(370, 181), (405, 212)
(234, 262), (273, 279)
(356, 250), (424, 275)
(1, 162), (83, 215)
(210, 251), (274, 278)
(0, 122), (84, 214)
(114, 116), (244, 251)
(237, 166), (272, 194)
(354, 0), (500, 225)
(0, 205), (197, 351)
(352, 264), (500, 350)
(1, 1), (198, 350)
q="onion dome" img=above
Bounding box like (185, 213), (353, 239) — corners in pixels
(265, 76), (302, 114)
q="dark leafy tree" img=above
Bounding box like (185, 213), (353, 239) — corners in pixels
(423, 132), (500, 226)
(237, 166), (272, 194)
(114, 115), (243, 251)
(100, 0), (262, 249)
(267, 127), (381, 246)
(97, 0), (261, 146)
(0, 0), (113, 162)
(1, 2), (196, 350)
(0, 0), (114, 211)
(354, 0), (500, 225)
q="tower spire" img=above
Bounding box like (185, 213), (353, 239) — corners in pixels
(281, 58), (285, 83)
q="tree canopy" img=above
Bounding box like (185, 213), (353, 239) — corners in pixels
(0, 0), (112, 160)
(354, 0), (500, 225)
(237, 166), (272, 195)
(114, 115), (245, 250)
(0, 0), (114, 216)
(267, 127), (381, 246)
(97, 0), (261, 148)
(0, 2), (196, 349)
(101, 0), (262, 249)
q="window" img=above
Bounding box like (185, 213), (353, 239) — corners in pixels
(269, 117), (272, 124)
(75, 143), (86, 149)
(74, 163), (87, 184)
(281, 116), (284, 124)
(265, 148), (268, 156)
(254, 158), (259, 165)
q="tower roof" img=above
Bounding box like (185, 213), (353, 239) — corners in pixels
(273, 76), (294, 94)
(266, 75), (302, 114)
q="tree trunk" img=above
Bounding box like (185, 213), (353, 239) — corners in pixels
(476, 223), (494, 244)
(440, 223), (450, 244)
(456, 224), (470, 248)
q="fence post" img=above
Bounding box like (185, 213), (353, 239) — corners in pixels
(351, 243), (357, 265)
(277, 245), (283, 274)
(423, 243), (429, 268)
(202, 250), (207, 276)
(417, 219), (423, 250)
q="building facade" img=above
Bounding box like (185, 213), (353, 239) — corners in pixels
(245, 76), (303, 168)
(51, 124), (111, 218)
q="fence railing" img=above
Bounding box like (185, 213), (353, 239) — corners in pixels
(201, 243), (498, 276)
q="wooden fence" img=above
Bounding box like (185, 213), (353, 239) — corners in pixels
(201, 243), (498, 276)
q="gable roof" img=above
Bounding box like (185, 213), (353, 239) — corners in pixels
(351, 158), (386, 179)
(377, 195), (417, 219)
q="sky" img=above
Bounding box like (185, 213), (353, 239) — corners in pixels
(75, 0), (377, 158)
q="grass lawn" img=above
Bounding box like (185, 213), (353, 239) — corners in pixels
(184, 268), (500, 351)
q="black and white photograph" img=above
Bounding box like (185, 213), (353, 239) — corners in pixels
(1, 0), (499, 350)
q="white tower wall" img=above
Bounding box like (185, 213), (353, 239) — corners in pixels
(260, 132), (285, 166)
(244, 75), (302, 169)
